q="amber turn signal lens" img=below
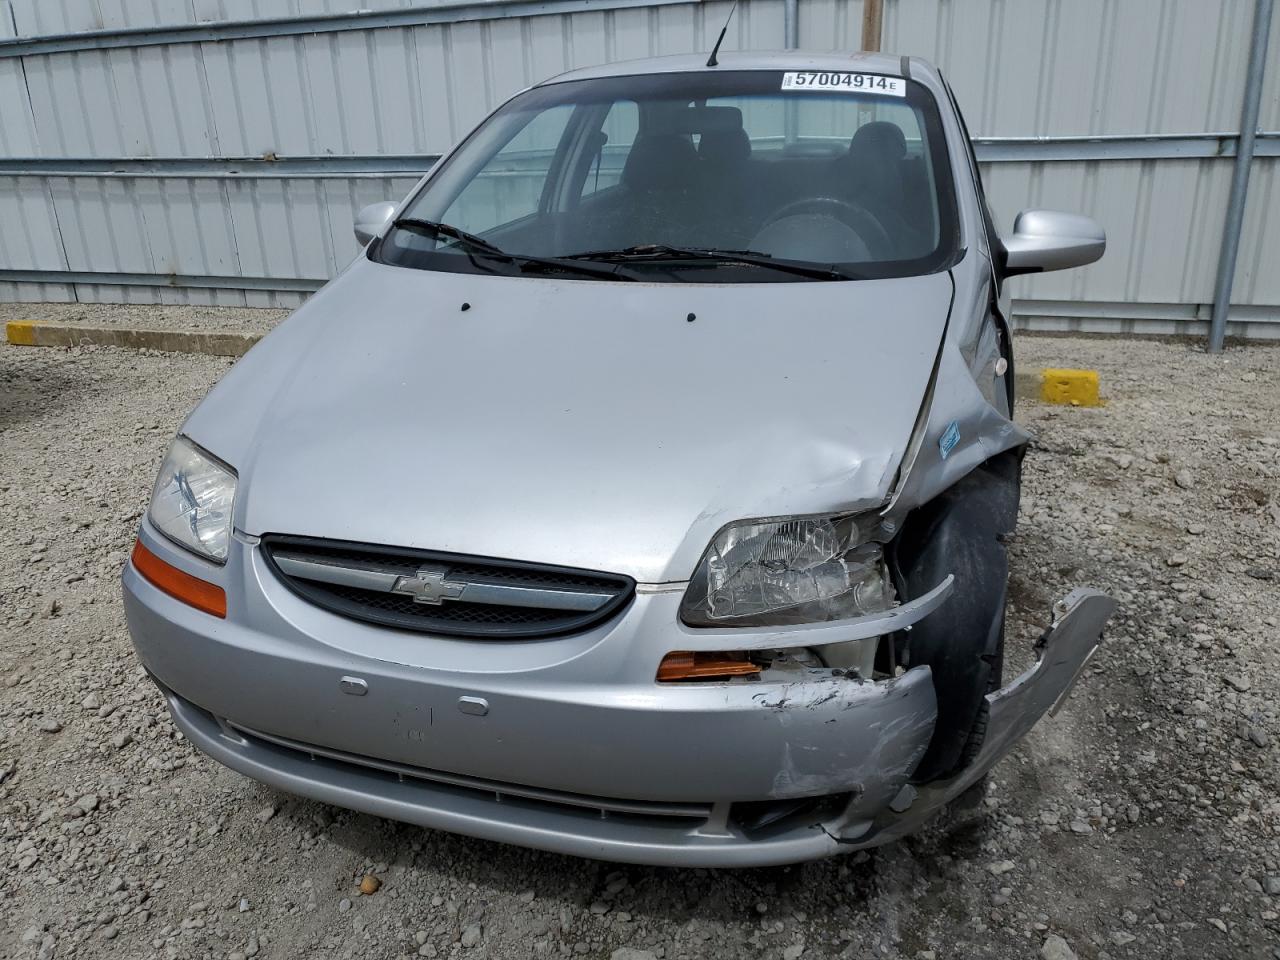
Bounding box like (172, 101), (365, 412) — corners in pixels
(656, 651), (761, 682)
(131, 539), (227, 618)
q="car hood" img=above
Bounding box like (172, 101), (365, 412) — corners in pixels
(186, 259), (953, 582)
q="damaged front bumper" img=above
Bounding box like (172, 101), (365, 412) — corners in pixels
(857, 587), (1116, 846)
(125, 523), (1114, 866)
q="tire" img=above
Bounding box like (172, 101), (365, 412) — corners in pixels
(895, 451), (1020, 782)
(956, 609), (1006, 773)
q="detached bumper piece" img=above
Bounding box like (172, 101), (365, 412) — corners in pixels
(842, 587), (1116, 847)
(154, 589), (1113, 867)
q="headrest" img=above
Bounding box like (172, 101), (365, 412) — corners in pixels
(668, 105), (744, 135)
(698, 126), (751, 165)
(847, 121), (907, 161)
(621, 135), (699, 191)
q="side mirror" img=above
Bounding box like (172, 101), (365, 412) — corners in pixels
(1002, 209), (1105, 276)
(354, 201), (397, 246)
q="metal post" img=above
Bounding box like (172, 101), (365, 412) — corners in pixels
(1209, 0), (1274, 352)
(783, 0), (797, 48)
(861, 0), (883, 52)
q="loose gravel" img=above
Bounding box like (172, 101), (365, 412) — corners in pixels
(1, 323), (1278, 960)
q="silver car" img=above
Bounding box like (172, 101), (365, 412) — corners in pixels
(122, 51), (1114, 867)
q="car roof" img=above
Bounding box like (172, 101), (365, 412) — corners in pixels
(539, 50), (937, 86)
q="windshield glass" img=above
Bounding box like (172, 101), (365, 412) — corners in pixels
(374, 70), (960, 282)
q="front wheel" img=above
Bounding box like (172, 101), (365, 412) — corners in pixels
(895, 461), (1015, 783)
(957, 610), (1005, 771)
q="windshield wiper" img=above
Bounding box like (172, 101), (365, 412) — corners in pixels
(561, 244), (858, 280)
(392, 218), (508, 257)
(390, 218), (634, 282)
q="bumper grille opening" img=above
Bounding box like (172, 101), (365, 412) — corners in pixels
(260, 535), (635, 639)
(231, 721), (713, 825)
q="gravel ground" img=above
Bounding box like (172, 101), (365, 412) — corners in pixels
(1, 323), (1278, 960)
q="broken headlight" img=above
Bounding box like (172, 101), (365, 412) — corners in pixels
(680, 513), (894, 627)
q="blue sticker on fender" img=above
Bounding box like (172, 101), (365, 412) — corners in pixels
(939, 420), (960, 460)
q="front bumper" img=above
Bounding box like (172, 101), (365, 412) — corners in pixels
(123, 526), (1114, 867)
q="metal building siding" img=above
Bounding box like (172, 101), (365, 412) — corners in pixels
(0, 0), (69, 298)
(222, 175), (421, 278)
(9, 0), (192, 35)
(6, 0), (433, 35)
(885, 0), (1276, 313)
(796, 0), (864, 50)
(1264, 2), (1280, 129)
(0, 177), (68, 269)
(887, 0), (1254, 136)
(0, 0), (1275, 328)
(9, 2), (765, 161)
(1238, 7), (1280, 307)
(984, 158), (1235, 307)
(1235, 157), (1279, 305)
(0, 11), (39, 155)
(19, 47), (210, 156)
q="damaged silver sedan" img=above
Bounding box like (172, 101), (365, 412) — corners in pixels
(122, 51), (1114, 867)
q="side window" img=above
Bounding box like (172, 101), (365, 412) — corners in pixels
(580, 100), (639, 200)
(442, 104), (576, 234)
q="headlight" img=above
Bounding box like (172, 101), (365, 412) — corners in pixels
(148, 437), (236, 562)
(680, 513), (894, 627)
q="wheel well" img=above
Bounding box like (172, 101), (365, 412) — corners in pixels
(888, 448), (1023, 781)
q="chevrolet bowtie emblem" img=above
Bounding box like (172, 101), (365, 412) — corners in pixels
(391, 564), (467, 605)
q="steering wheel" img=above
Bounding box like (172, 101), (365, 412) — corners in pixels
(758, 197), (895, 259)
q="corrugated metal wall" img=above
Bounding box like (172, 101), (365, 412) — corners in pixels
(0, 0), (1276, 337)
(886, 0), (1280, 335)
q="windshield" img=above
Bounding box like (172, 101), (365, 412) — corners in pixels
(374, 70), (960, 283)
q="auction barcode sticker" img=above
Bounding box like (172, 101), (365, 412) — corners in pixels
(780, 72), (905, 97)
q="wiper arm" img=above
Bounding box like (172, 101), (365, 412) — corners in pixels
(391, 217), (633, 282)
(391, 218), (508, 257)
(562, 244), (857, 280)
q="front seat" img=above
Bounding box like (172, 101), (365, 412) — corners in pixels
(602, 134), (701, 247)
(697, 124), (755, 245)
(831, 121), (919, 257)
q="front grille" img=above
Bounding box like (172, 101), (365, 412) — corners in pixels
(260, 535), (635, 639)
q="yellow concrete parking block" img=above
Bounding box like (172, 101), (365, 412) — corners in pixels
(5, 320), (36, 345)
(5, 320), (260, 357)
(1040, 368), (1103, 407)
